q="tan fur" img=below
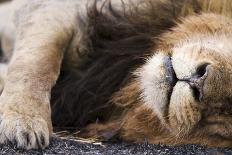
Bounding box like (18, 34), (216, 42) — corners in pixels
(1, 0), (232, 150)
(116, 13), (232, 148)
(86, 2), (232, 148)
(0, 0), (80, 149)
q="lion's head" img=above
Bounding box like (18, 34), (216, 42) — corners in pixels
(51, 0), (232, 148)
(131, 13), (232, 147)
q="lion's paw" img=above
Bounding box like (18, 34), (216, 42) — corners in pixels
(0, 111), (50, 149)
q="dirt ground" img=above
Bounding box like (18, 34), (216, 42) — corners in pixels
(0, 137), (231, 155)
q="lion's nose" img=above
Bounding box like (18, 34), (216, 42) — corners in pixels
(181, 63), (210, 102)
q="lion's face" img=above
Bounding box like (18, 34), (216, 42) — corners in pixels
(138, 28), (232, 141)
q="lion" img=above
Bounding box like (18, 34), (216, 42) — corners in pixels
(0, 0), (232, 150)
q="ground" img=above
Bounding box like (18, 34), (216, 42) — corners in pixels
(0, 137), (232, 155)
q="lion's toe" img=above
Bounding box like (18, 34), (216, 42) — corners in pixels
(0, 112), (50, 149)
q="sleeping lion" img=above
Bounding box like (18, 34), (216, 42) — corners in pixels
(0, 0), (232, 150)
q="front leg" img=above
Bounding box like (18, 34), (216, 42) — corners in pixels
(0, 0), (76, 149)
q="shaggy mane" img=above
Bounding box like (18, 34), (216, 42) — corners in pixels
(51, 0), (201, 128)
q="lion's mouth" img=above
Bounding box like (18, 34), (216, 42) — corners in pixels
(164, 56), (178, 99)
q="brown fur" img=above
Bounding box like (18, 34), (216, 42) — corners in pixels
(82, 9), (232, 148)
(111, 13), (232, 148)
(1, 0), (232, 150)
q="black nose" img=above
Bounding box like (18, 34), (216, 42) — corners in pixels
(181, 63), (209, 102)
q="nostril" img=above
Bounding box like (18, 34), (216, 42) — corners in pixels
(180, 63), (210, 102)
(195, 63), (210, 78)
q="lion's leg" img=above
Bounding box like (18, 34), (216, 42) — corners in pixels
(0, 0), (77, 149)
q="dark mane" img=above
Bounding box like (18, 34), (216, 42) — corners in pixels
(50, 0), (200, 128)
